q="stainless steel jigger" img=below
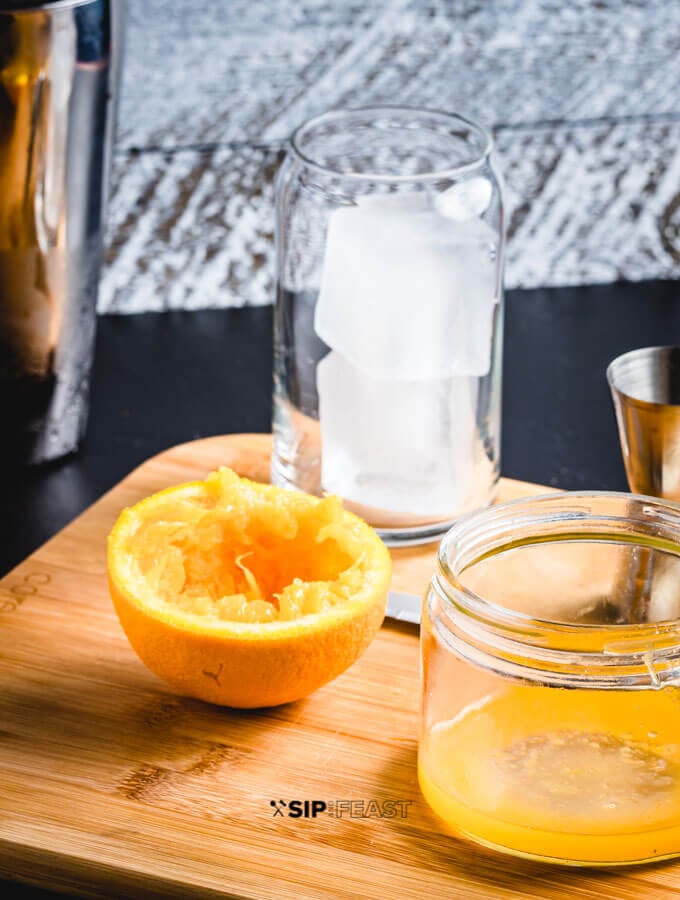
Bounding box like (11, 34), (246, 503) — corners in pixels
(607, 346), (680, 501)
(607, 346), (680, 623)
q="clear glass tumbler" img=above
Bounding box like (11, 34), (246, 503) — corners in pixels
(420, 491), (680, 866)
(272, 107), (505, 546)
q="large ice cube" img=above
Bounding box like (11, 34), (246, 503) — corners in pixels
(434, 177), (493, 221)
(314, 192), (498, 381)
(317, 351), (487, 518)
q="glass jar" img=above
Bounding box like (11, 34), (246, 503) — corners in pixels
(419, 492), (680, 866)
(272, 106), (505, 546)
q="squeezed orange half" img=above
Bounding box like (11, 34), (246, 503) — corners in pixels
(107, 468), (391, 708)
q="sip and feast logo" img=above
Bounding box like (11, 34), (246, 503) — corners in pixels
(269, 799), (411, 819)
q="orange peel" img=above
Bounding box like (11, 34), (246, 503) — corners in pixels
(107, 468), (391, 708)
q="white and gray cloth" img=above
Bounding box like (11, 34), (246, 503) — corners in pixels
(99, 0), (680, 313)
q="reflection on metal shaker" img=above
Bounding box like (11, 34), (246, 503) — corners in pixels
(0, 0), (125, 463)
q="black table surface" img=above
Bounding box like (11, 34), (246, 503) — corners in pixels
(2, 278), (680, 899)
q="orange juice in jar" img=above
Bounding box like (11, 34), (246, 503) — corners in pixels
(419, 492), (680, 866)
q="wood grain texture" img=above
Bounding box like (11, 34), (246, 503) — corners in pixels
(1, 433), (679, 899)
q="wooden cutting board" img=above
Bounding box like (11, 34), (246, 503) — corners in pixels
(1, 434), (679, 900)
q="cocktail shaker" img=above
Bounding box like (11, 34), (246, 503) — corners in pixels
(0, 0), (125, 464)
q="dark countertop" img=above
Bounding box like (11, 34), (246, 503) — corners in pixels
(3, 278), (680, 582)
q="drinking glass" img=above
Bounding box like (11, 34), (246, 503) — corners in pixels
(272, 107), (505, 546)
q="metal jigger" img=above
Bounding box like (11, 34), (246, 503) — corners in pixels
(607, 346), (680, 500)
(607, 346), (680, 623)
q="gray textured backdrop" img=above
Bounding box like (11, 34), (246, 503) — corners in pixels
(100, 0), (680, 313)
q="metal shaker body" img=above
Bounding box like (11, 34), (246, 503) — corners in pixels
(0, 0), (125, 463)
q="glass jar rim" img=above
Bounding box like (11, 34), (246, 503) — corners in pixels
(433, 490), (680, 687)
(289, 106), (494, 183)
(442, 491), (680, 628)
